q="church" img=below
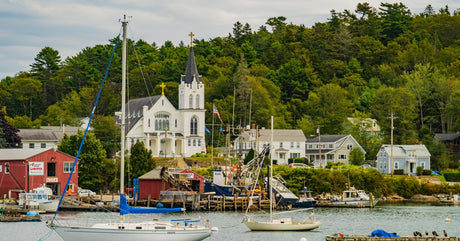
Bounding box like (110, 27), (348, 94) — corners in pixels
(122, 39), (206, 157)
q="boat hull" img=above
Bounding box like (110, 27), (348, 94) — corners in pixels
(293, 200), (317, 208)
(243, 220), (321, 231)
(52, 225), (212, 241)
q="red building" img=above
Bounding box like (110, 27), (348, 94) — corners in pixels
(0, 148), (78, 198)
(138, 168), (205, 200)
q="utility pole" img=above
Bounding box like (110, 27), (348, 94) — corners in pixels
(389, 112), (397, 177)
(317, 126), (323, 168)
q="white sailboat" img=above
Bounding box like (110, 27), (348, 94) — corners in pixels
(49, 16), (213, 241)
(243, 116), (321, 231)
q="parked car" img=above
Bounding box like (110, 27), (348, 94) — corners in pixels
(288, 163), (310, 168)
(78, 189), (96, 197)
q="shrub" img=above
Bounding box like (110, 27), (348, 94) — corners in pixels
(394, 169), (404, 175)
(416, 166), (423, 176)
(443, 172), (460, 182)
(422, 169), (432, 175)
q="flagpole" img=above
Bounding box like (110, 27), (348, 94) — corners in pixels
(211, 104), (215, 167)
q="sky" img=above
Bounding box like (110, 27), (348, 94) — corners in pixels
(1, 0), (459, 80)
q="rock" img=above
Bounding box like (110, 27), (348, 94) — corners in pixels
(411, 194), (439, 201)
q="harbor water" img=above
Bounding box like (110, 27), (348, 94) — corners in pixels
(2, 204), (459, 241)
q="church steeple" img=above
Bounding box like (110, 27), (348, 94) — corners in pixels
(181, 33), (201, 84)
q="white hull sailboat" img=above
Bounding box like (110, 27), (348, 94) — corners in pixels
(243, 116), (321, 231)
(50, 16), (213, 241)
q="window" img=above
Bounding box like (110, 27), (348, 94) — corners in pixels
(198, 139), (201, 146)
(329, 144), (333, 148)
(175, 119), (177, 128)
(190, 117), (198, 135)
(291, 142), (294, 148)
(193, 139), (196, 146)
(308, 144), (312, 149)
(41, 143), (46, 148)
(297, 142), (300, 148)
(155, 113), (170, 131)
(148, 119), (151, 127)
(188, 139), (191, 146)
(409, 152), (415, 158)
(29, 143), (35, 149)
(347, 144), (353, 150)
(280, 142), (283, 148)
(189, 94), (193, 108)
(394, 161), (399, 169)
(196, 95), (200, 108)
(338, 154), (347, 160)
(5, 163), (9, 174)
(64, 162), (73, 173)
(421, 162), (425, 169)
(290, 153), (300, 158)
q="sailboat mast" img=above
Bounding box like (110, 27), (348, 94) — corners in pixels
(270, 115), (273, 222)
(120, 16), (128, 195)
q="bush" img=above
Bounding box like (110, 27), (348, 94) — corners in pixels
(416, 166), (423, 176)
(443, 172), (460, 182)
(394, 169), (404, 175)
(422, 169), (432, 175)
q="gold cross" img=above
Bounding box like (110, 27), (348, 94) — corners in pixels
(159, 82), (166, 95)
(188, 32), (194, 47)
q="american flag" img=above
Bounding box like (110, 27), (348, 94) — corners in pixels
(213, 104), (223, 123)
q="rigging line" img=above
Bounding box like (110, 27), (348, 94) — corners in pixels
(128, 25), (155, 106)
(51, 35), (121, 224)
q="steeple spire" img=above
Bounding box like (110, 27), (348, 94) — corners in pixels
(181, 33), (201, 84)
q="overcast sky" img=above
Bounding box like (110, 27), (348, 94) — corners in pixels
(1, 0), (459, 79)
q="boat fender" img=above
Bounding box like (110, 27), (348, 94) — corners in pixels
(299, 238), (307, 241)
(338, 233), (344, 237)
(443, 230), (447, 237)
(432, 231), (438, 236)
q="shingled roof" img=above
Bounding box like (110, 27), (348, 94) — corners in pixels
(116, 95), (162, 132)
(181, 47), (202, 84)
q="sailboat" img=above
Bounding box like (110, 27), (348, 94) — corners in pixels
(49, 16), (213, 241)
(243, 116), (321, 231)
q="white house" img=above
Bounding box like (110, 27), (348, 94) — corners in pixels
(120, 46), (206, 157)
(305, 134), (366, 167)
(233, 128), (307, 165)
(18, 126), (79, 150)
(377, 144), (431, 176)
(346, 117), (381, 136)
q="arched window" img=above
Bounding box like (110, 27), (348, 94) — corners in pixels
(155, 113), (170, 131)
(189, 94), (193, 108)
(190, 116), (198, 135)
(196, 94), (200, 109)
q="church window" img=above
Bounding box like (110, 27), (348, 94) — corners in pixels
(188, 139), (191, 146)
(155, 113), (170, 131)
(189, 94), (193, 108)
(196, 95), (200, 109)
(198, 139), (201, 146)
(148, 119), (150, 127)
(193, 139), (196, 146)
(175, 119), (177, 128)
(162, 100), (164, 106)
(190, 117), (198, 135)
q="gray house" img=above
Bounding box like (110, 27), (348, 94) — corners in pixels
(305, 134), (366, 167)
(376, 144), (431, 175)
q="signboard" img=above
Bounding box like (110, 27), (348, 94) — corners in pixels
(46, 177), (58, 183)
(29, 162), (44, 176)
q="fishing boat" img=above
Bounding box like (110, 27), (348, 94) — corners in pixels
(293, 188), (317, 208)
(49, 16), (213, 241)
(243, 116), (321, 231)
(329, 186), (378, 207)
(18, 186), (58, 213)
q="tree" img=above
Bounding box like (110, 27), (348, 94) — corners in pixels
(129, 142), (155, 179)
(30, 47), (61, 79)
(91, 115), (121, 158)
(379, 2), (412, 43)
(58, 131), (106, 191)
(0, 106), (21, 148)
(349, 148), (365, 166)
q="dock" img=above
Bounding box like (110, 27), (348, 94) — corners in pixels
(325, 236), (458, 241)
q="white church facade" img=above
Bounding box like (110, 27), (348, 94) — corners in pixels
(122, 45), (206, 157)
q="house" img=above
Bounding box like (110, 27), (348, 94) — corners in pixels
(346, 117), (381, 136)
(233, 128), (307, 165)
(376, 144), (431, 176)
(435, 133), (460, 157)
(18, 126), (79, 150)
(305, 134), (366, 167)
(0, 148), (78, 198)
(137, 168), (205, 200)
(117, 45), (206, 157)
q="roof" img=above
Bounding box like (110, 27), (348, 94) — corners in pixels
(116, 95), (162, 132)
(19, 127), (79, 142)
(0, 148), (51, 161)
(244, 129), (306, 142)
(138, 168), (162, 179)
(435, 133), (460, 141)
(380, 144), (431, 157)
(306, 135), (347, 143)
(181, 47), (202, 84)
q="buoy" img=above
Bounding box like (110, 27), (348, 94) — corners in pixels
(299, 238), (307, 241)
(445, 217), (451, 222)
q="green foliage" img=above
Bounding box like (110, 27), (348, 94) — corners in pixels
(416, 166), (424, 176)
(129, 142), (156, 179)
(244, 149), (255, 164)
(349, 148), (365, 166)
(91, 115), (120, 158)
(58, 131), (106, 191)
(394, 169), (404, 175)
(443, 172), (460, 182)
